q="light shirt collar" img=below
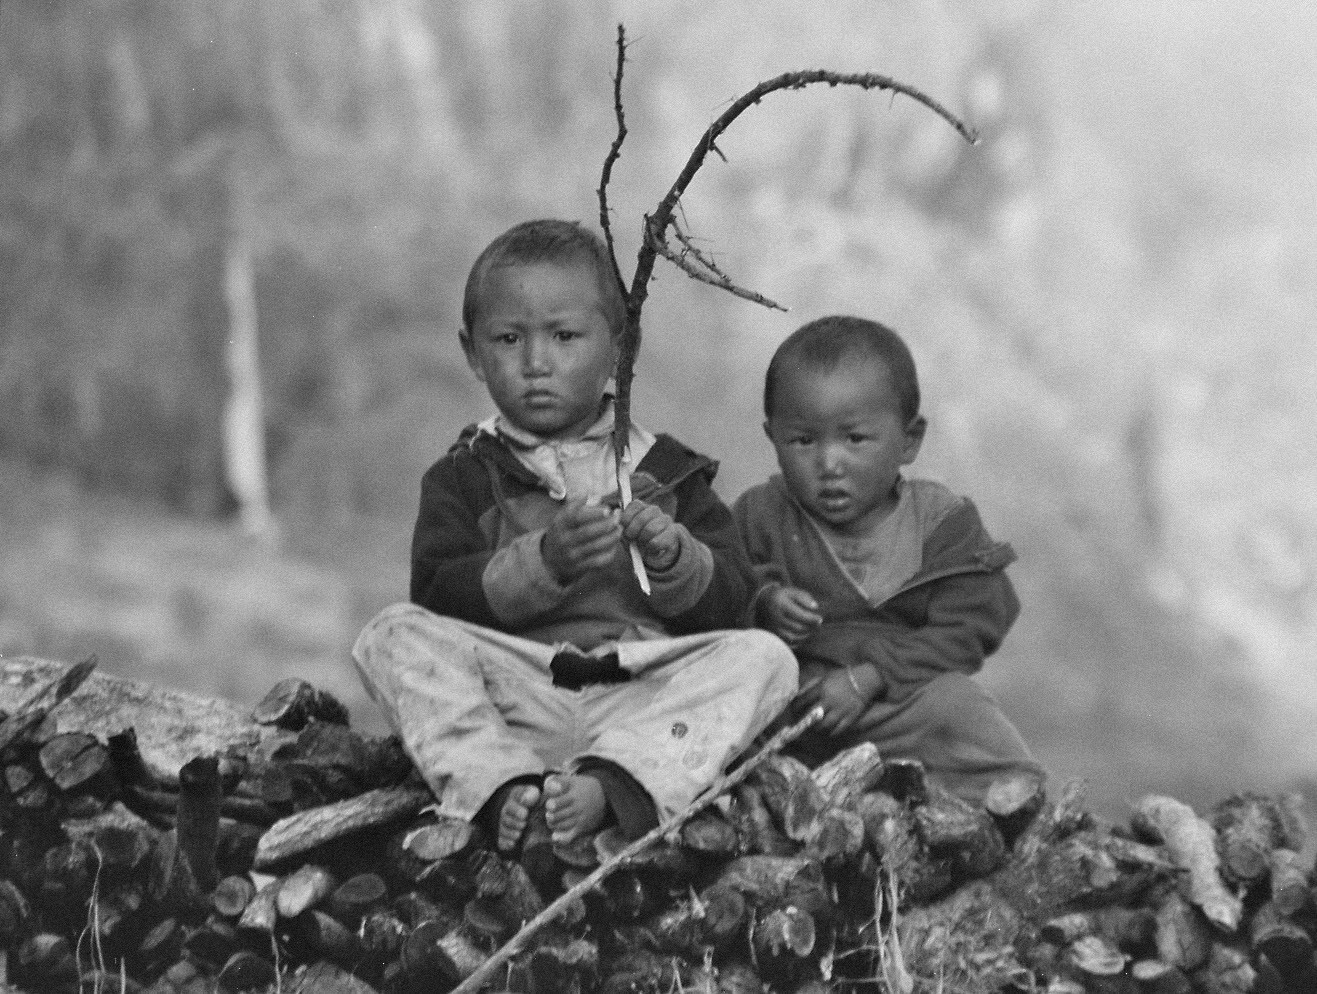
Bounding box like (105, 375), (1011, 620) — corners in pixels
(476, 398), (656, 501)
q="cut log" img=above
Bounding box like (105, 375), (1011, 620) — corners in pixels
(328, 871), (389, 926)
(645, 884), (746, 955)
(211, 874), (257, 918)
(729, 783), (795, 856)
(0, 656), (288, 784)
(750, 753), (827, 841)
(176, 754), (222, 894)
(402, 816), (476, 863)
(138, 915), (185, 973)
(217, 949), (278, 991)
(38, 731), (115, 795)
(873, 757), (928, 804)
(810, 742), (883, 809)
(474, 852), (544, 929)
(716, 855), (829, 915)
(1133, 794), (1243, 931)
(1152, 890), (1212, 973)
(801, 805), (865, 864)
(1130, 959), (1193, 994)
(254, 785), (430, 869)
(1191, 943), (1256, 994)
(1248, 899), (1313, 977)
(237, 879), (281, 935)
(1267, 847), (1311, 915)
(526, 937), (600, 994)
(1211, 792), (1282, 886)
(0, 879), (31, 946)
(294, 908), (361, 964)
(913, 785), (1006, 879)
(289, 958), (384, 994)
(252, 677), (350, 730)
(399, 918), (462, 993)
(681, 810), (741, 857)
(0, 656), (96, 755)
(984, 771), (1046, 843)
(277, 864), (338, 918)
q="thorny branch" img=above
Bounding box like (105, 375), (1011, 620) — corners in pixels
(449, 705), (826, 994)
(601, 26), (977, 492)
(596, 24), (629, 300)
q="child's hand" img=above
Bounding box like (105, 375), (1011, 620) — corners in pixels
(760, 585), (823, 644)
(541, 498), (623, 584)
(792, 667), (882, 736)
(619, 498), (681, 572)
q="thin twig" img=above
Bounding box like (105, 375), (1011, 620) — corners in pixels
(611, 62), (975, 482)
(652, 231), (788, 312)
(449, 705), (826, 994)
(596, 24), (629, 297)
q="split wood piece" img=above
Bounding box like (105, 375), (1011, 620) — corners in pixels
(138, 915), (185, 973)
(0, 880), (31, 946)
(1248, 899), (1313, 977)
(1191, 943), (1256, 994)
(644, 884), (746, 955)
(38, 730), (115, 795)
(1013, 778), (1090, 861)
(402, 815), (476, 863)
(895, 880), (1025, 994)
(88, 880), (145, 946)
(176, 754), (221, 894)
(217, 949), (277, 992)
(437, 928), (488, 981)
(855, 790), (926, 887)
(252, 677), (350, 730)
(802, 806), (865, 864)
(183, 918), (242, 972)
(717, 855), (830, 915)
(62, 803), (157, 881)
(810, 742), (883, 810)
(447, 704), (824, 994)
(1267, 847), (1311, 915)
(526, 937), (600, 994)
(1152, 889), (1213, 973)
(914, 784), (1007, 879)
(873, 757), (928, 804)
(1067, 934), (1127, 977)
(288, 958), (383, 994)
(277, 864), (338, 919)
(1042, 907), (1154, 954)
(390, 890), (456, 930)
(1133, 794), (1243, 931)
(358, 908), (408, 964)
(16, 932), (77, 986)
(752, 904), (817, 962)
(237, 879), (281, 935)
(253, 785), (431, 869)
(474, 852), (544, 930)
(328, 872), (389, 926)
(294, 908), (360, 964)
(751, 753), (827, 841)
(984, 771), (1046, 844)
(0, 656), (286, 784)
(680, 809), (741, 856)
(0, 656), (96, 755)
(400, 918), (462, 992)
(1211, 792), (1283, 885)
(211, 874), (257, 918)
(1130, 959), (1193, 994)
(730, 782), (795, 856)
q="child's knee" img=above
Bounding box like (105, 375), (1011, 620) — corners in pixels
(721, 629), (799, 694)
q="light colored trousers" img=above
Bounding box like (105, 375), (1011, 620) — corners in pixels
(352, 603), (798, 823)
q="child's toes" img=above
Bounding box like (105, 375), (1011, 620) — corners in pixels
(497, 784), (541, 851)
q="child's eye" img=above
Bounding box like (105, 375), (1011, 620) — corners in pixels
(786, 435), (813, 447)
(554, 329), (581, 342)
(847, 433), (871, 444)
(495, 332), (520, 345)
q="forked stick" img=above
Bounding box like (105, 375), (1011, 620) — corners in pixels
(596, 25), (977, 561)
(448, 704), (826, 994)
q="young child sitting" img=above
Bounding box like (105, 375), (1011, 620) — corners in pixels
(352, 219), (797, 851)
(733, 315), (1043, 802)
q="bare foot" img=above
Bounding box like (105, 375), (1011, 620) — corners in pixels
(543, 772), (607, 844)
(498, 783), (542, 852)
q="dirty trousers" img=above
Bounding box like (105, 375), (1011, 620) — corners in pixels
(790, 664), (1043, 803)
(352, 603), (798, 823)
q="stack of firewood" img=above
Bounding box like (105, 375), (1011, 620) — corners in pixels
(1, 663), (1313, 994)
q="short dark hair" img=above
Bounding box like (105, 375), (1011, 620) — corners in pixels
(764, 315), (920, 423)
(462, 219), (627, 336)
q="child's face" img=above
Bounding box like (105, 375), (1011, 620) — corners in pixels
(764, 358), (926, 534)
(462, 261), (618, 441)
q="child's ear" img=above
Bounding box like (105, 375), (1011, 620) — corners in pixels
(459, 328), (486, 382)
(901, 415), (928, 463)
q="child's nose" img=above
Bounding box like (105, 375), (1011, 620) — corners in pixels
(817, 443), (844, 474)
(521, 337), (551, 376)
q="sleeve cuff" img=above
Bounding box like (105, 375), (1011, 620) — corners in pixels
(646, 525), (714, 616)
(481, 530), (568, 624)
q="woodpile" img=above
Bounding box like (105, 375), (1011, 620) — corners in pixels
(1, 660), (1315, 993)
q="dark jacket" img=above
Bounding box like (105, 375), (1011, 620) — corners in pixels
(411, 425), (756, 649)
(733, 476), (1019, 701)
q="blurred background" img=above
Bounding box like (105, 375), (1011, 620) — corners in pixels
(2, 0), (1314, 819)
